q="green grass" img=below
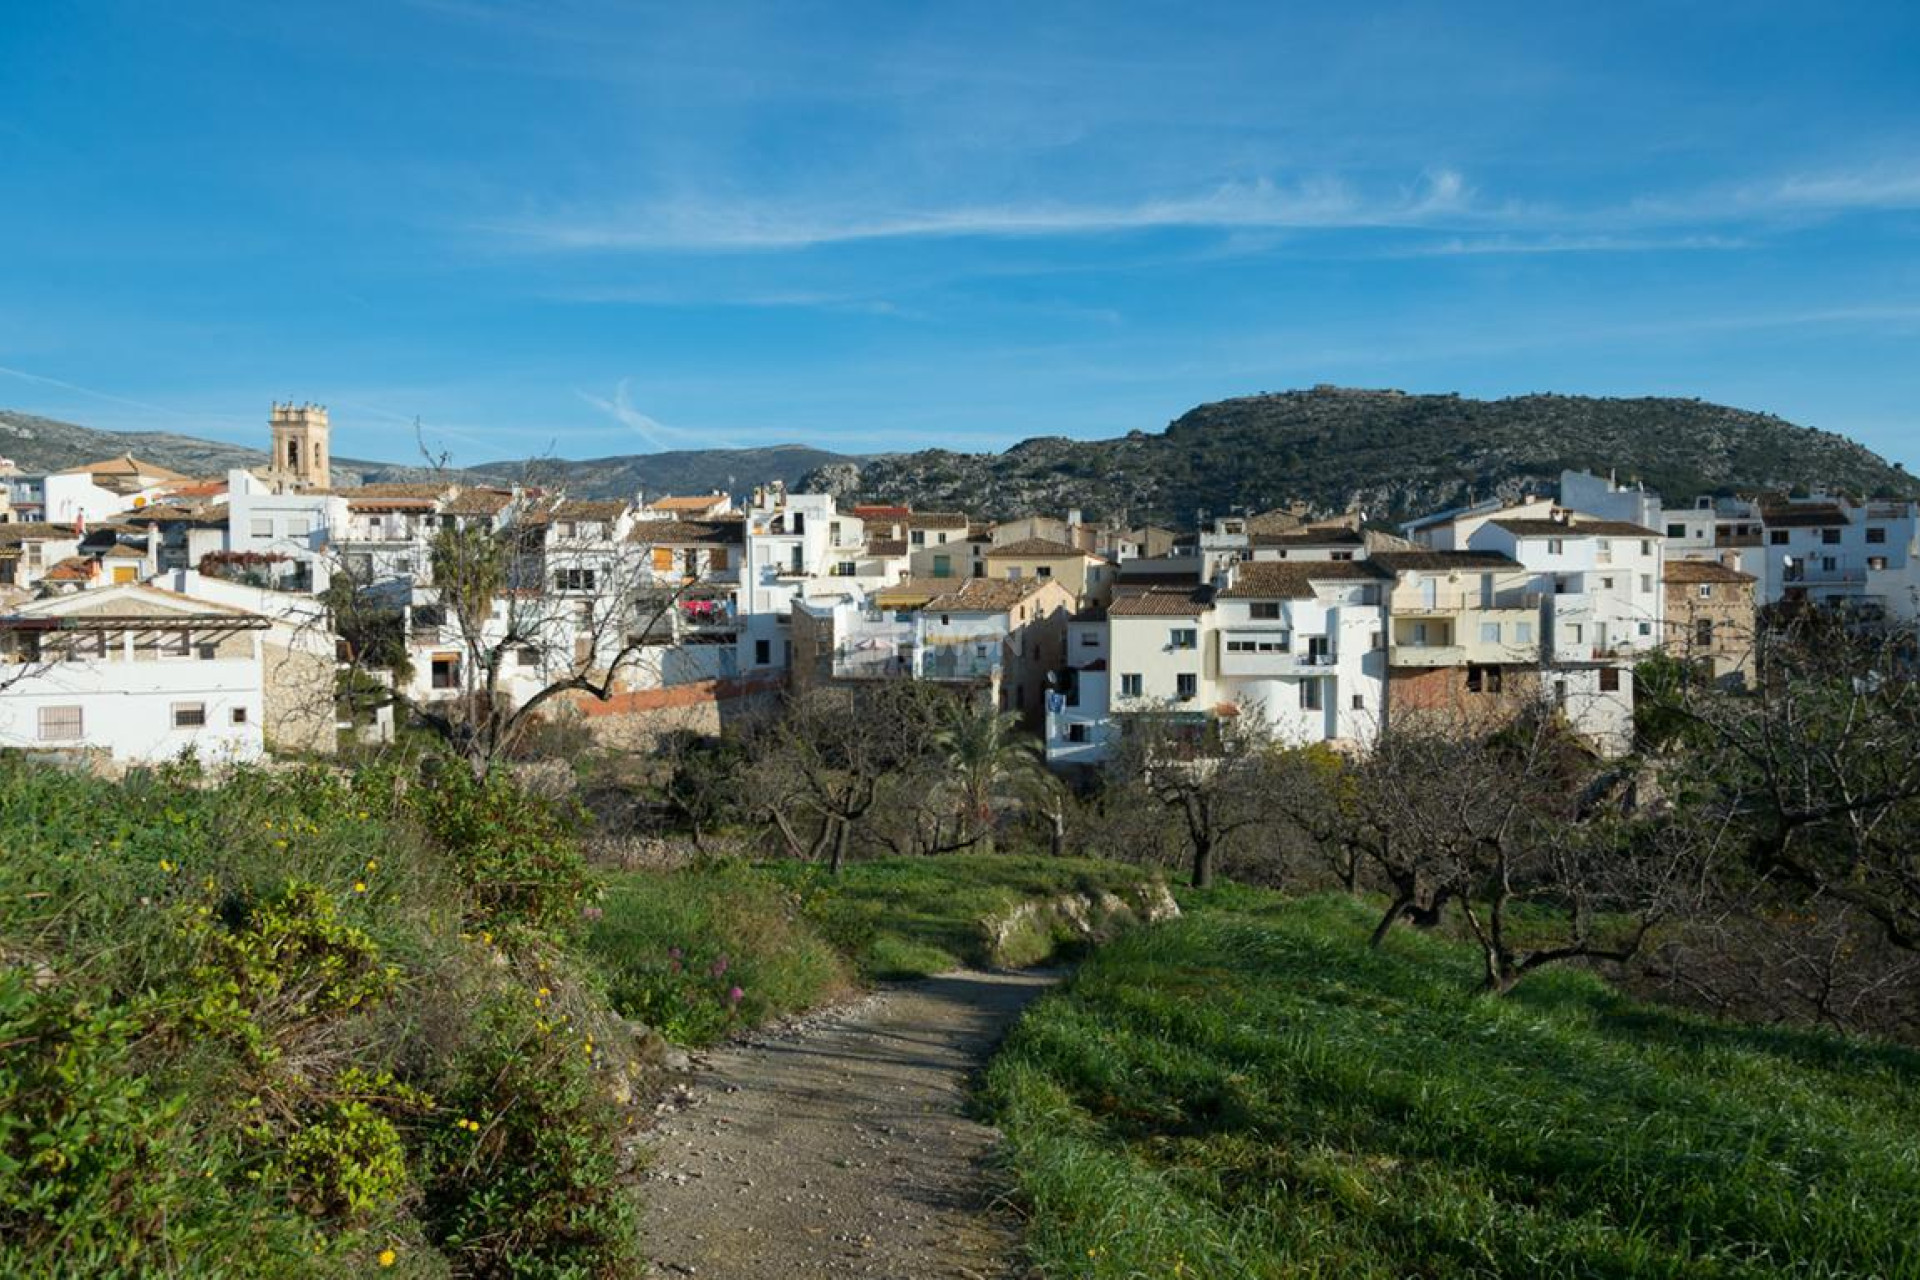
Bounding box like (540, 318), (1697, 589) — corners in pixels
(768, 855), (1164, 979)
(584, 863), (854, 1045)
(584, 856), (1166, 1041)
(984, 888), (1920, 1279)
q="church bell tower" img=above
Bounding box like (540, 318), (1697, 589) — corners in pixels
(269, 402), (330, 490)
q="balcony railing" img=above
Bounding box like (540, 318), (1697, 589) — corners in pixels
(1388, 643), (1468, 667)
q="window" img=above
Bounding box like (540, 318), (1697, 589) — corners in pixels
(1175, 673), (1198, 700)
(1370, 630), (1384, 651)
(1006, 566), (1023, 580)
(1666, 523), (1686, 538)
(516, 646), (540, 667)
(430, 654), (461, 689)
(230, 706), (248, 725)
(1120, 673), (1143, 698)
(1035, 565), (1052, 578)
(1698, 584), (1713, 599)
(1639, 574), (1653, 593)
(556, 521), (576, 539)
(1770, 530), (1789, 545)
(1351, 694), (1365, 710)
(1169, 628), (1197, 650)
(1821, 528), (1841, 545)
(932, 554), (952, 578)
(832, 561), (856, 576)
(1638, 621), (1651, 636)
(1250, 602), (1281, 620)
(197, 642), (218, 661)
(828, 521), (842, 544)
(1599, 667), (1621, 692)
(1067, 723), (1089, 743)
(1479, 622), (1501, 644)
(710, 548), (729, 571)
(1466, 664), (1503, 694)
(171, 702), (207, 728)
(1695, 618), (1714, 647)
(1547, 538), (1564, 555)
(250, 518), (274, 538)
(555, 568), (598, 592)
(287, 515), (312, 537)
(1514, 622), (1534, 644)
(1867, 526), (1888, 545)
(1640, 540), (1653, 556)
(1821, 557), (1837, 573)
(38, 705), (82, 740)
(1869, 556), (1888, 571)
(754, 639), (771, 666)
(1601, 576), (1615, 590)
(1566, 623), (1584, 645)
(789, 513), (805, 535)
(911, 530), (926, 546)
(1080, 632), (1100, 647)
(1299, 679), (1324, 711)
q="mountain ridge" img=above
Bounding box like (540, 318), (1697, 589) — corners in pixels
(5, 390), (1913, 523)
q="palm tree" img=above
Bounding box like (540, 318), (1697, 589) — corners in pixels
(932, 697), (1045, 854)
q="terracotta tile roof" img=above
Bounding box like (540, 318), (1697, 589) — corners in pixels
(850, 504), (912, 519)
(877, 576), (1048, 613)
(1108, 585), (1215, 616)
(349, 482), (451, 499)
(1369, 550), (1524, 572)
(1219, 561), (1389, 600)
(1250, 527), (1364, 548)
(347, 496), (436, 513)
(121, 504), (231, 527)
(1493, 517), (1662, 538)
(904, 511), (970, 529)
(440, 487), (514, 516)
(922, 577), (1052, 613)
(649, 494), (730, 513)
(56, 453), (192, 484)
(1760, 504), (1848, 528)
(103, 544), (147, 559)
(0, 522), (79, 546)
(634, 519), (744, 547)
(41, 557), (97, 582)
(985, 537), (1088, 559)
(1244, 508), (1307, 535)
(1665, 559), (1756, 584)
(865, 537), (909, 557)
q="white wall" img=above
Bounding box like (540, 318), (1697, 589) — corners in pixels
(0, 654), (265, 764)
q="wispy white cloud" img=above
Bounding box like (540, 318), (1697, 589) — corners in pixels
(493, 170), (1481, 251)
(574, 380), (737, 451)
(1378, 232), (1752, 258)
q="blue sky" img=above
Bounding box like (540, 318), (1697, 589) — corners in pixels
(2, 0), (1917, 471)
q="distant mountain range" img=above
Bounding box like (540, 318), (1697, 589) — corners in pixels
(801, 388), (1919, 524)
(6, 389), (1914, 525)
(0, 410), (859, 497)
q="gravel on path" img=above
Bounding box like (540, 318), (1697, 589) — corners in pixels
(639, 968), (1060, 1279)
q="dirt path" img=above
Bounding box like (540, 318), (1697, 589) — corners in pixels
(638, 969), (1059, 1279)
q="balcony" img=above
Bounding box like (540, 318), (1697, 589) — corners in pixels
(1388, 642), (1468, 667)
(1390, 590), (1542, 615)
(1216, 631), (1336, 677)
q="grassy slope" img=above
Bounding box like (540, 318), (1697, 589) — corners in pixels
(984, 887), (1920, 1280)
(583, 857), (1161, 1045)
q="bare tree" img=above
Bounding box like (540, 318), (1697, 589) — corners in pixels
(1652, 613), (1920, 951)
(1110, 712), (1273, 889)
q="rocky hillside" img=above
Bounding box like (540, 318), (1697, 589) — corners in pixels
(0, 410), (428, 486)
(465, 444), (860, 500)
(0, 409), (857, 498)
(803, 389), (1918, 524)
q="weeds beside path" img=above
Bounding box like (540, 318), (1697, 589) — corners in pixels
(639, 968), (1060, 1279)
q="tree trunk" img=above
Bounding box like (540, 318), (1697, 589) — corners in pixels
(1190, 838), (1215, 889)
(1048, 810), (1066, 858)
(828, 818), (850, 876)
(1370, 898), (1409, 949)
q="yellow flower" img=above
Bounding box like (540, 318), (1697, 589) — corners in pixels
(353, 881), (367, 894)
(365, 859), (379, 872)
(159, 859), (176, 873)
(378, 1247), (397, 1268)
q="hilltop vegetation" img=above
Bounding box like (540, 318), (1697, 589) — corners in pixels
(986, 888), (1920, 1279)
(807, 388), (1919, 522)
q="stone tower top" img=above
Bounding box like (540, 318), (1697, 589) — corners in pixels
(269, 402), (330, 490)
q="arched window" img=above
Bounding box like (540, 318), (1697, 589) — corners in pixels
(287, 440), (300, 467)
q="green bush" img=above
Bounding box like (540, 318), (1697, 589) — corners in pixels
(0, 753), (641, 1278)
(586, 863), (850, 1045)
